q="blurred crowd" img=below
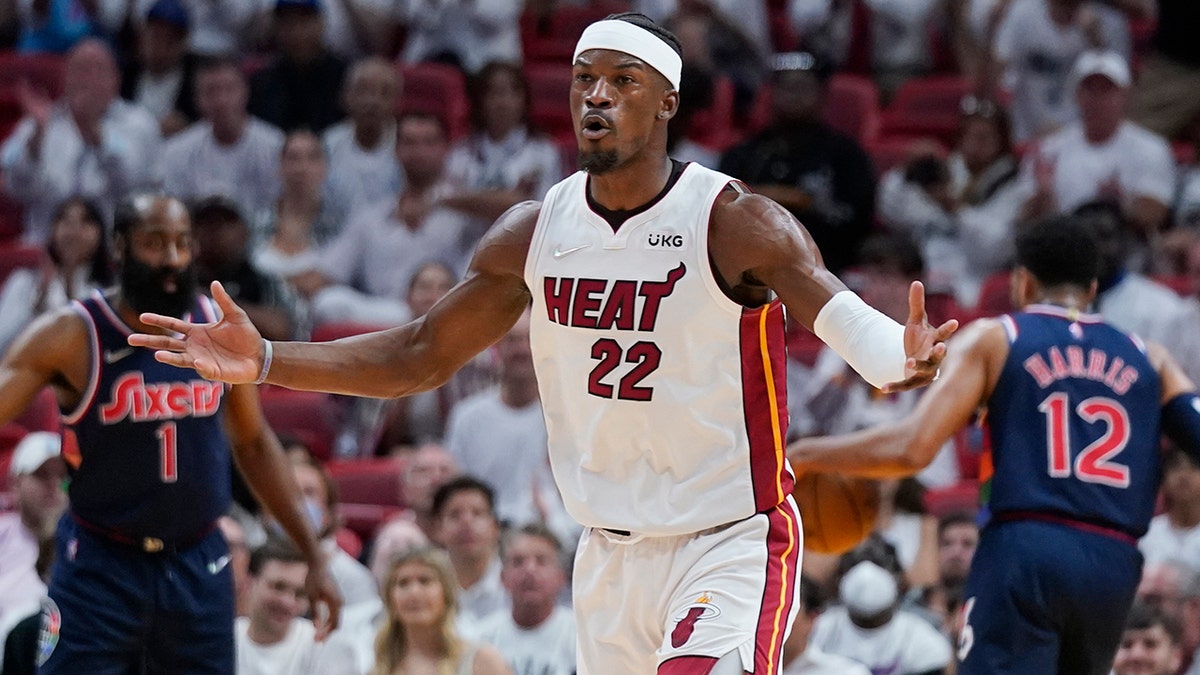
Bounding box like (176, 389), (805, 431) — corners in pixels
(1, 0), (1200, 674)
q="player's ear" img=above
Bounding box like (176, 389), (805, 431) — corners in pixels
(1009, 267), (1035, 309)
(1085, 278), (1098, 305)
(658, 88), (679, 122)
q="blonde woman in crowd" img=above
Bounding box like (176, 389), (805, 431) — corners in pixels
(373, 547), (511, 675)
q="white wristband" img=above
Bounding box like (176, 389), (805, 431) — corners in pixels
(253, 339), (273, 385)
(812, 291), (907, 389)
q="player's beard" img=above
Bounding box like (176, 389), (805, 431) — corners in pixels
(579, 149), (620, 174)
(120, 255), (197, 318)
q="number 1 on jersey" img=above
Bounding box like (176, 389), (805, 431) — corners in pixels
(1038, 393), (1131, 488)
(156, 421), (178, 483)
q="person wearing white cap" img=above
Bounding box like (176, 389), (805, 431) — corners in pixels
(131, 11), (957, 675)
(1019, 48), (1174, 247)
(0, 432), (66, 663)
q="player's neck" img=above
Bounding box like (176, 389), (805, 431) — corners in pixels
(587, 153), (674, 212)
(113, 293), (175, 337)
(1032, 291), (1090, 314)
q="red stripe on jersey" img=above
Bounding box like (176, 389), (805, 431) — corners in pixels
(740, 301), (793, 512)
(754, 500), (802, 674)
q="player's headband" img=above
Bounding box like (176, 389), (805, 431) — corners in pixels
(573, 20), (682, 91)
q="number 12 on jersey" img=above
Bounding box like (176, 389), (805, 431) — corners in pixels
(1038, 393), (1131, 488)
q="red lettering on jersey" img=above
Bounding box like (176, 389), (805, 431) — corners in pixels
(1048, 347), (1070, 380)
(572, 278), (606, 329)
(597, 280), (637, 331)
(1066, 346), (1087, 378)
(1087, 349), (1108, 381)
(98, 372), (224, 424)
(1113, 367), (1139, 396)
(1024, 354), (1054, 387)
(1104, 357), (1126, 390)
(543, 277), (573, 326)
(638, 263), (686, 331)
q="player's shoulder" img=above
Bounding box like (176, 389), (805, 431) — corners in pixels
(710, 186), (796, 234)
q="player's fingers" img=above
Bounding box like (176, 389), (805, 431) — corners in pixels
(935, 319), (959, 341)
(211, 280), (245, 320)
(153, 350), (196, 369)
(138, 312), (193, 334)
(128, 333), (185, 351)
(906, 281), (927, 325)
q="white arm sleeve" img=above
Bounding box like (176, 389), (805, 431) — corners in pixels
(812, 290), (908, 389)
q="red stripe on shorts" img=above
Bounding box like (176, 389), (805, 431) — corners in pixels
(739, 300), (793, 513)
(753, 500), (801, 675)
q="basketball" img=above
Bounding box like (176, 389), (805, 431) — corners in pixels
(792, 469), (880, 554)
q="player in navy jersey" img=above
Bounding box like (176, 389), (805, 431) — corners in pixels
(0, 195), (340, 673)
(788, 214), (1200, 675)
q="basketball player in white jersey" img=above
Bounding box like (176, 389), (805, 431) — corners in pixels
(130, 13), (957, 674)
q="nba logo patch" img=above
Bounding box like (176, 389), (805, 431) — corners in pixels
(37, 598), (61, 666)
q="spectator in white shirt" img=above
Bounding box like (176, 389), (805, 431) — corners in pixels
(442, 61), (563, 236)
(0, 197), (111, 356)
(302, 113), (471, 326)
(119, 0), (199, 138)
(810, 537), (953, 674)
(322, 57), (402, 215)
(159, 56), (285, 218)
(1140, 447), (1200, 569)
(0, 39), (161, 244)
(1020, 50), (1174, 245)
(782, 576), (871, 675)
(991, 0), (1129, 142)
(397, 0), (522, 74)
(235, 538), (358, 675)
(445, 309), (553, 529)
(432, 477), (508, 629)
(0, 433), (66, 653)
(475, 525), (576, 675)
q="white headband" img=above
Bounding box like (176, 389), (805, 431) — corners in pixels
(573, 19), (682, 91)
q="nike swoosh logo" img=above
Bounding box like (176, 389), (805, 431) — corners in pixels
(553, 243), (591, 258)
(103, 347), (135, 364)
(207, 555), (231, 575)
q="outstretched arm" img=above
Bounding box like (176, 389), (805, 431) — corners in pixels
(787, 319), (1007, 478)
(130, 202), (539, 398)
(709, 190), (958, 392)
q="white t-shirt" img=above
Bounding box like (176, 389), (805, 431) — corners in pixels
(234, 617), (358, 675)
(865, 0), (943, 72)
(134, 67), (184, 123)
(457, 557), (510, 628)
(322, 121), (402, 215)
(810, 606), (953, 675)
(994, 0), (1129, 141)
(783, 644), (873, 675)
(1022, 121), (1175, 215)
(1139, 514), (1200, 569)
(474, 605), (576, 675)
(445, 388), (553, 529)
(158, 119), (285, 217)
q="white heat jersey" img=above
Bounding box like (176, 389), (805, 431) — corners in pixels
(524, 163), (794, 536)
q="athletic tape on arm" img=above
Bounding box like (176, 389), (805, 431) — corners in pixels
(812, 291), (908, 390)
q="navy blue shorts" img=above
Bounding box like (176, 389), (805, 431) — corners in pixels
(36, 515), (234, 675)
(956, 518), (1142, 675)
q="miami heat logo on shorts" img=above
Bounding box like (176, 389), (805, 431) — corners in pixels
(670, 592), (722, 648)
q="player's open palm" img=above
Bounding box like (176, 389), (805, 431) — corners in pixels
(885, 281), (958, 392)
(128, 281), (265, 384)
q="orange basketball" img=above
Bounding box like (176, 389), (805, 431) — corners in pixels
(792, 470), (880, 554)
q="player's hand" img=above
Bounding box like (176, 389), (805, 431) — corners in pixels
(127, 281), (266, 383)
(883, 281), (958, 393)
(306, 559), (343, 641)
